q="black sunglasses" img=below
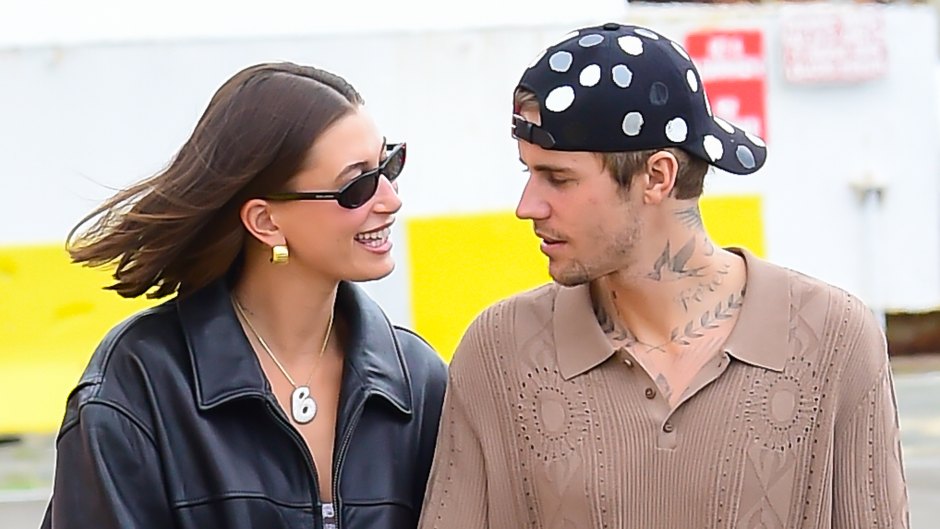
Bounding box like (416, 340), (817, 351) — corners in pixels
(265, 143), (406, 209)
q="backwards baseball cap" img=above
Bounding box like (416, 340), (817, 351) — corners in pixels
(512, 22), (766, 175)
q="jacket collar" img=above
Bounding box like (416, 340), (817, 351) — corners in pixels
(177, 279), (413, 415)
(555, 247), (789, 380)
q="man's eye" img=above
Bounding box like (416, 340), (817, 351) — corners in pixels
(548, 175), (570, 186)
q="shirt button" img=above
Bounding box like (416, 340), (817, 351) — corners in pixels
(644, 387), (656, 399)
(623, 358), (634, 367)
(663, 422), (674, 433)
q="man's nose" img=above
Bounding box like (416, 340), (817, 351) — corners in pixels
(515, 178), (550, 221)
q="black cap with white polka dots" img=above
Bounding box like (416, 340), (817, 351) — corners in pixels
(513, 22), (766, 175)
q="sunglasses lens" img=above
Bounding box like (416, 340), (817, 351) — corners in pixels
(383, 145), (406, 181)
(338, 172), (379, 208)
(336, 144), (406, 208)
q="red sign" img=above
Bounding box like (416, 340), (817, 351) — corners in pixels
(685, 30), (767, 141)
(781, 10), (887, 83)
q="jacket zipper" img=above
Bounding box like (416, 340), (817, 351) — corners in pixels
(265, 397), (323, 529)
(331, 396), (367, 529)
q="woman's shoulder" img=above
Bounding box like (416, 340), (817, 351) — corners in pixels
(65, 301), (186, 420)
(86, 301), (182, 374)
(392, 325), (447, 383)
(340, 281), (446, 379)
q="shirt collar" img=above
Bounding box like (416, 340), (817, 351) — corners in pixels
(553, 247), (789, 380)
(721, 247), (789, 372)
(554, 282), (617, 381)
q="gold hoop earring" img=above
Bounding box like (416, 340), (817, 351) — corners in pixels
(271, 244), (289, 264)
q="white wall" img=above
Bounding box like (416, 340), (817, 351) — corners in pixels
(628, 4), (940, 313)
(1, 2), (937, 319)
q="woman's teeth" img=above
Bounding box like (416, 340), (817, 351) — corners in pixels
(355, 227), (390, 247)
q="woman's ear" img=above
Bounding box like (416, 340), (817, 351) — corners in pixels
(642, 150), (679, 205)
(240, 198), (285, 247)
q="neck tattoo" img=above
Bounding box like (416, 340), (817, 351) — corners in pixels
(594, 286), (745, 353)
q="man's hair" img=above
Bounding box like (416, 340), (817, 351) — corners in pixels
(514, 88), (709, 199)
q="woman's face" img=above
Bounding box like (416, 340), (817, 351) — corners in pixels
(269, 106), (402, 283)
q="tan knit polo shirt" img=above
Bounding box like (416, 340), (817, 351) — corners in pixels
(419, 251), (909, 528)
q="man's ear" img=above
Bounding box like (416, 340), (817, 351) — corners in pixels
(240, 198), (286, 247)
(641, 150), (679, 205)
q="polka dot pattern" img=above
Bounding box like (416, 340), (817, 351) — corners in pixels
(671, 41), (691, 60)
(714, 117), (735, 134)
(549, 51), (573, 73)
(635, 28), (660, 40)
(578, 34), (604, 47)
(579, 64), (601, 87)
(649, 82), (669, 106)
(618, 36), (644, 56)
(612, 65), (633, 88)
(514, 22), (767, 175)
(703, 135), (723, 161)
(545, 86), (575, 112)
(665, 117), (688, 143)
(736, 145), (756, 169)
(622, 112), (644, 136)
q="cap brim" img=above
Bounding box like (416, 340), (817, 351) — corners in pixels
(687, 116), (767, 175)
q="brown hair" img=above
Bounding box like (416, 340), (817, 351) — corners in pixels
(513, 87), (708, 199)
(68, 62), (364, 299)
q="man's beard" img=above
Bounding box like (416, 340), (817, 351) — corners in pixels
(549, 225), (641, 287)
(551, 259), (593, 287)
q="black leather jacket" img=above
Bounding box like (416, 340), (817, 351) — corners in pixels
(41, 279), (447, 529)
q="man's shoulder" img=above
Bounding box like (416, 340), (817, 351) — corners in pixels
(745, 254), (882, 352)
(468, 282), (559, 331)
(778, 265), (892, 409)
(503, 281), (560, 313)
(768, 260), (886, 366)
(777, 263), (873, 324)
(746, 254), (868, 320)
(451, 283), (558, 365)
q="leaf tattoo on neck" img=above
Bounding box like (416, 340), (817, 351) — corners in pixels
(670, 289), (744, 346)
(592, 292), (634, 344)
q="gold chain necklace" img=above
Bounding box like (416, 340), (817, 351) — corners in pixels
(232, 295), (334, 424)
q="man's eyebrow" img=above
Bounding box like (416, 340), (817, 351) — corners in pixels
(518, 158), (574, 175)
(530, 163), (574, 174)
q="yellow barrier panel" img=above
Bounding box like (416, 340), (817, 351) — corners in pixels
(406, 211), (551, 360)
(700, 195), (766, 257)
(0, 195), (763, 433)
(407, 195), (765, 360)
(0, 244), (157, 434)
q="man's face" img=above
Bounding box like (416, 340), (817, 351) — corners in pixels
(515, 108), (643, 286)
